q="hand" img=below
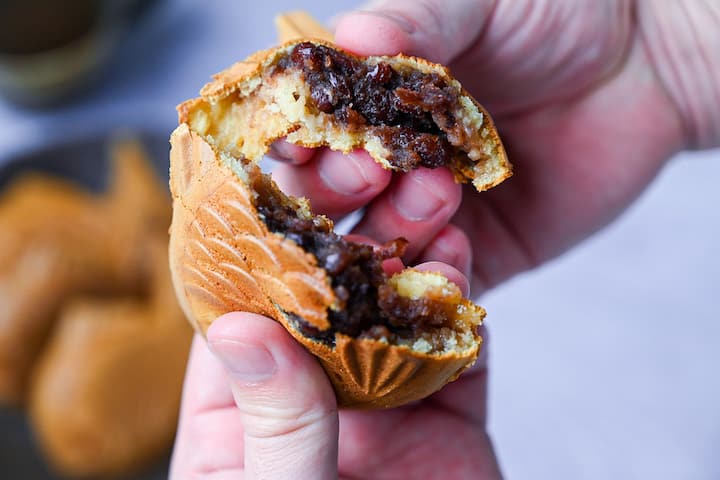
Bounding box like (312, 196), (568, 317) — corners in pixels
(170, 1), (719, 478)
(170, 263), (501, 479)
(272, 0), (719, 293)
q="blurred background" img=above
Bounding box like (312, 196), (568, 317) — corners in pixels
(0, 0), (717, 478)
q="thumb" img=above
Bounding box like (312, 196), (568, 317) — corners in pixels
(207, 313), (338, 480)
(336, 0), (635, 115)
(334, 0), (494, 63)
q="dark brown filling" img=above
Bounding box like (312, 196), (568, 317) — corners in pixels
(275, 42), (462, 171)
(249, 169), (455, 346)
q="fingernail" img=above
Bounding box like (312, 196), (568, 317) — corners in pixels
(270, 142), (311, 164)
(358, 10), (416, 34)
(318, 151), (371, 195)
(269, 142), (293, 161)
(434, 233), (471, 279)
(209, 339), (277, 383)
(432, 240), (460, 269)
(391, 174), (444, 221)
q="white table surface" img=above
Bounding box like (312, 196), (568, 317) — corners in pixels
(0, 1), (717, 478)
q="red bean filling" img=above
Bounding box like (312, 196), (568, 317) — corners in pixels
(249, 170), (454, 346)
(275, 42), (461, 171)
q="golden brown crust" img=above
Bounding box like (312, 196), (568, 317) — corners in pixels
(171, 37), (511, 408)
(0, 139), (169, 406)
(0, 137), (189, 476)
(169, 127), (482, 408)
(328, 334), (478, 408)
(169, 125), (333, 332)
(29, 241), (192, 477)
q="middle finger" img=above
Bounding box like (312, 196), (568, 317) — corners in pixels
(353, 167), (462, 261)
(272, 148), (392, 219)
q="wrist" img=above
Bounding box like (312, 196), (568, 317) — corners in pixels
(637, 0), (720, 150)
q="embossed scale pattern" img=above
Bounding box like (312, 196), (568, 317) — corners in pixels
(169, 125), (334, 335)
(330, 335), (478, 408)
(169, 121), (481, 409)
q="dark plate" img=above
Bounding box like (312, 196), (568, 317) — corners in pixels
(0, 129), (172, 480)
(0, 130), (169, 191)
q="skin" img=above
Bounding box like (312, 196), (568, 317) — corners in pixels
(170, 1), (719, 478)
